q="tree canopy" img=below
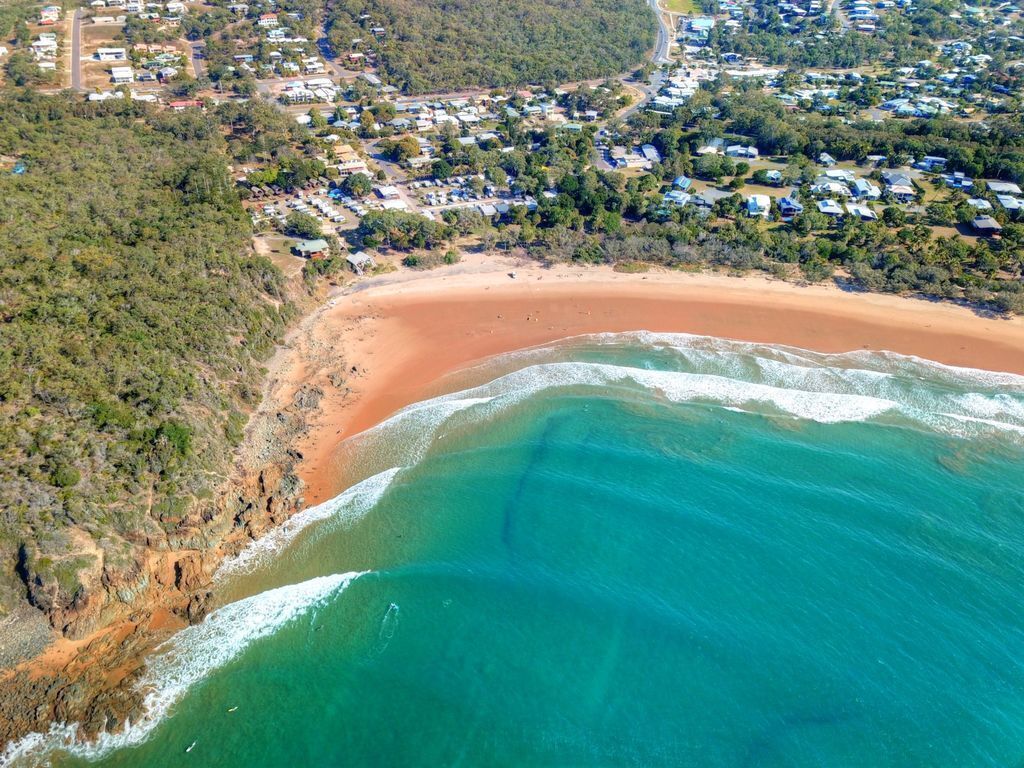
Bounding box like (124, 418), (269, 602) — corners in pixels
(327, 0), (657, 93)
(0, 92), (290, 607)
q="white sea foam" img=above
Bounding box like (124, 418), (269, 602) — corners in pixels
(621, 330), (1024, 389)
(217, 469), (402, 577)
(0, 572), (367, 767)
(6, 334), (1021, 767)
(217, 336), (1021, 584)
(430, 331), (1024, 437)
(362, 351), (1023, 441)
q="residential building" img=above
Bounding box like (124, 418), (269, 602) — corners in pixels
(779, 194), (804, 218)
(725, 144), (759, 159)
(845, 202), (878, 220)
(971, 215), (1002, 236)
(96, 47), (127, 61)
(746, 194), (771, 218)
(915, 155), (947, 171)
(852, 179), (881, 199)
(640, 145), (662, 163)
(294, 239), (329, 258)
(817, 199), (844, 216)
(812, 179), (852, 197)
(346, 251), (376, 275)
(110, 66), (134, 83)
(673, 175), (693, 191)
(997, 195), (1024, 212)
(986, 180), (1022, 196)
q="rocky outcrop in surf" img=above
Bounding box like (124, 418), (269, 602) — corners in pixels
(0, 458), (305, 749)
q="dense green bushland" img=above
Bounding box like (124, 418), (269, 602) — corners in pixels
(327, 0), (657, 93)
(0, 92), (290, 595)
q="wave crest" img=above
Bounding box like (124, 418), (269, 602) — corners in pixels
(1, 572), (367, 767)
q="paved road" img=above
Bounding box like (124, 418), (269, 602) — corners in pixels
(826, 0), (852, 30)
(190, 41), (206, 79)
(649, 0), (673, 64)
(71, 8), (83, 91)
(609, 0), (672, 122)
(618, 69), (666, 120)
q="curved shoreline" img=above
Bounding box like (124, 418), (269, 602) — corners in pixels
(282, 258), (1024, 506)
(4, 257), (1024, 757)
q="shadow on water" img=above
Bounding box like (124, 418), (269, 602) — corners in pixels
(740, 707), (857, 768)
(499, 413), (570, 551)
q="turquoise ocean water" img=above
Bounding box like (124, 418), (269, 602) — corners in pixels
(6, 332), (1024, 768)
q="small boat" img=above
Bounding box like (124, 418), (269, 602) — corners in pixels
(185, 741), (196, 753)
(227, 706), (238, 713)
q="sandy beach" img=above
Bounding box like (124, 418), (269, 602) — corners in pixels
(264, 257), (1024, 506)
(4, 256), (1023, 751)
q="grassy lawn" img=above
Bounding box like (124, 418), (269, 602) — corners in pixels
(663, 0), (698, 13)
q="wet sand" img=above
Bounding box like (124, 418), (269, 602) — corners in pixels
(280, 261), (1024, 505)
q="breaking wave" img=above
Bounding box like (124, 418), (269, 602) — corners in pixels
(217, 469), (402, 577)
(5, 332), (1021, 766)
(1, 572), (368, 767)
(221, 333), (1023, 577)
(222, 333), (1023, 581)
(343, 334), (1024, 443)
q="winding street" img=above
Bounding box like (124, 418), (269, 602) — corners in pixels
(649, 0), (673, 65)
(616, 0), (673, 119)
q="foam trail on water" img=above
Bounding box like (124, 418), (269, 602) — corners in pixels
(217, 334), (1023, 584)
(360, 359), (1022, 438)
(213, 396), (494, 585)
(0, 572), (367, 767)
(203, 338), (1024, 584)
(218, 468), (402, 577)
(364, 330), (1022, 438)
(616, 331), (1024, 389)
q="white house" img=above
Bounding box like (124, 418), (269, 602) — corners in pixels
(96, 47), (127, 61)
(987, 180), (1022, 196)
(845, 202), (878, 220)
(817, 199), (844, 216)
(726, 144), (759, 159)
(31, 38), (58, 58)
(110, 66), (134, 83)
(746, 194), (771, 218)
(812, 179), (852, 197)
(997, 195), (1024, 212)
(852, 178), (881, 199)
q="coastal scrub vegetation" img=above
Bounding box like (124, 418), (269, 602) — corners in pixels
(326, 0), (657, 93)
(394, 109), (1023, 312)
(0, 91), (290, 611)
